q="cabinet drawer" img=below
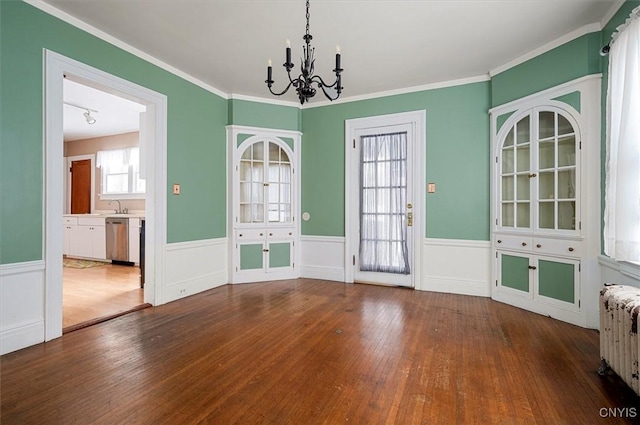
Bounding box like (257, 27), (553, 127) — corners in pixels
(64, 216), (78, 225)
(236, 229), (267, 240)
(266, 228), (295, 239)
(495, 234), (533, 251)
(78, 216), (105, 226)
(533, 238), (581, 258)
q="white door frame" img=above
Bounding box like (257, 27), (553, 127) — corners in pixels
(344, 110), (426, 289)
(44, 50), (168, 341)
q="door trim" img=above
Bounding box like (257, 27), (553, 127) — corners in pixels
(344, 110), (426, 289)
(44, 50), (168, 342)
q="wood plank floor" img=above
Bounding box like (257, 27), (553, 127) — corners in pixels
(63, 262), (143, 330)
(2, 279), (639, 424)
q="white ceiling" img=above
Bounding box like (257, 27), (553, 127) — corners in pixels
(63, 78), (146, 141)
(44, 0), (621, 105)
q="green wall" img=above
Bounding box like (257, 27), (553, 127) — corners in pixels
(228, 99), (301, 131)
(301, 82), (491, 240)
(0, 1), (228, 264)
(491, 32), (602, 108)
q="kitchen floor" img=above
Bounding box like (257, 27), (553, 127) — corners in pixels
(63, 261), (143, 330)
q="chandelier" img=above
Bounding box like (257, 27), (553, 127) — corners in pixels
(265, 0), (343, 104)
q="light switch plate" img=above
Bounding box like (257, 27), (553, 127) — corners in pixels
(173, 184), (181, 195)
(427, 183), (436, 193)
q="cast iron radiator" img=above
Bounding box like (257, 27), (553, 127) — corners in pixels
(599, 284), (640, 395)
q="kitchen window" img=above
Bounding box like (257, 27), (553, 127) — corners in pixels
(97, 147), (145, 199)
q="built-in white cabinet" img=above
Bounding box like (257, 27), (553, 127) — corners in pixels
(490, 76), (601, 327)
(63, 215), (106, 260)
(227, 126), (301, 283)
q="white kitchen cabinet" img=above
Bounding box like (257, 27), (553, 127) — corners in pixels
(64, 215), (106, 260)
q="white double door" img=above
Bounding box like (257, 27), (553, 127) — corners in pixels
(347, 112), (423, 288)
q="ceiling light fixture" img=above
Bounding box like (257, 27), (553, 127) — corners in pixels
(265, 0), (343, 104)
(64, 101), (98, 125)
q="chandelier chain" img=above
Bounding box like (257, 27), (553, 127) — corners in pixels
(305, 0), (310, 36)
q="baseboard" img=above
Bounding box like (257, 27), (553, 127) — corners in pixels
(166, 270), (228, 301)
(0, 320), (44, 355)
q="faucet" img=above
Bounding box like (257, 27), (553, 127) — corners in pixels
(109, 200), (123, 214)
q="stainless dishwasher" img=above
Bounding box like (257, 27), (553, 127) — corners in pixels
(106, 217), (129, 262)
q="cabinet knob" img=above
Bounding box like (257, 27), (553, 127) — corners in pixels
(521, 242), (527, 247)
(269, 233), (273, 236)
(536, 244), (542, 248)
(260, 233), (263, 236)
(288, 232), (292, 236)
(568, 247), (574, 252)
(239, 233), (243, 237)
(497, 240), (502, 244)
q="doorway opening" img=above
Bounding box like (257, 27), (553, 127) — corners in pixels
(45, 50), (167, 342)
(345, 111), (426, 289)
(62, 78), (147, 332)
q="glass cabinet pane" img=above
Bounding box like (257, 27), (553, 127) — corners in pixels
(538, 111), (555, 139)
(516, 146), (530, 172)
(502, 149), (514, 173)
(502, 203), (514, 227)
(538, 141), (555, 169)
(557, 114), (573, 135)
(539, 171), (555, 200)
(558, 201), (575, 230)
(557, 170), (575, 198)
(502, 176), (514, 201)
(516, 175), (530, 200)
(539, 202), (554, 229)
(516, 116), (530, 144)
(516, 203), (530, 228)
(558, 136), (576, 167)
(504, 128), (514, 147)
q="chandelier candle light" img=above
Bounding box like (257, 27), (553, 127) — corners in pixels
(265, 0), (343, 104)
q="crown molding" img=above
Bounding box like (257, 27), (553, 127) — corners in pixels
(229, 93), (301, 108)
(24, 0), (229, 100)
(301, 74), (491, 109)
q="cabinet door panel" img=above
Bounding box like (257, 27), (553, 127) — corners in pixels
(240, 243), (264, 270)
(268, 242), (291, 269)
(537, 258), (576, 304)
(500, 253), (530, 293)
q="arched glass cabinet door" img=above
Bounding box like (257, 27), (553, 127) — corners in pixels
(238, 139), (292, 225)
(498, 108), (579, 233)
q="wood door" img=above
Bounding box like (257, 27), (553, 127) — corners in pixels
(70, 159), (91, 214)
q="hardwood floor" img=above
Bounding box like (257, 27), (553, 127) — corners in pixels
(63, 261), (144, 330)
(2, 279), (639, 424)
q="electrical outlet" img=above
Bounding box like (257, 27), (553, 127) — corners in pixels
(173, 184), (180, 195)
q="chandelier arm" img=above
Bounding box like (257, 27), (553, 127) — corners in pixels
(315, 80), (340, 101)
(310, 74), (340, 90)
(267, 79), (296, 97)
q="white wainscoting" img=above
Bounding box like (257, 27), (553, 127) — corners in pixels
(164, 238), (228, 302)
(300, 236), (346, 282)
(422, 238), (491, 297)
(0, 261), (46, 355)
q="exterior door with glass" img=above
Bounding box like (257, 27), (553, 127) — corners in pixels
(352, 124), (414, 287)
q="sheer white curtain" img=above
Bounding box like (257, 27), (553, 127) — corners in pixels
(604, 5), (640, 263)
(359, 132), (410, 274)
